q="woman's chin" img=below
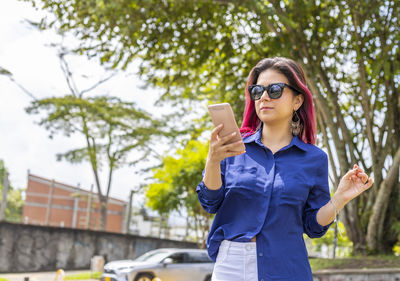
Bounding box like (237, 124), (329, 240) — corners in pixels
(258, 117), (290, 128)
(257, 116), (276, 124)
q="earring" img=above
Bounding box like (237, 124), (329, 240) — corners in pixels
(291, 110), (302, 136)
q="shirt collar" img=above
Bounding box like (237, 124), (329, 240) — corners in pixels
(242, 124), (308, 152)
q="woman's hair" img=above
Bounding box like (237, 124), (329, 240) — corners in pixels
(239, 57), (317, 145)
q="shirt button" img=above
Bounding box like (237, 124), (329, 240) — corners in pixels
(246, 245), (252, 251)
(259, 252), (263, 256)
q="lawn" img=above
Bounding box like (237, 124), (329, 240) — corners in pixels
(310, 255), (400, 271)
(65, 272), (102, 280)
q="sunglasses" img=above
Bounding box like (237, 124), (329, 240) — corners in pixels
(248, 83), (299, 101)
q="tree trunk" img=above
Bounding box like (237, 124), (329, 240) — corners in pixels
(99, 198), (108, 231)
(366, 147), (400, 252)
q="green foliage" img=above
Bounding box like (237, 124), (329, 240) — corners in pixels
(146, 139), (208, 215)
(25, 95), (171, 171)
(145, 139), (211, 242)
(3, 188), (24, 223)
(310, 221), (352, 253)
(25, 0), (400, 158)
(0, 160), (24, 223)
(25, 0), (400, 252)
(24, 89), (182, 229)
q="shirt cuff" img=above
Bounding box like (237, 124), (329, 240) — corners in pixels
(197, 180), (225, 200)
(310, 209), (333, 234)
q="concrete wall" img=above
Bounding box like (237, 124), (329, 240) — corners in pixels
(313, 268), (400, 281)
(0, 222), (197, 273)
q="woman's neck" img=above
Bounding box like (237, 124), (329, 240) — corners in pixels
(260, 122), (293, 149)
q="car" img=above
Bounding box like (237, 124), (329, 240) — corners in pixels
(101, 248), (214, 281)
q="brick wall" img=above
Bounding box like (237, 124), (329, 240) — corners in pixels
(22, 174), (127, 233)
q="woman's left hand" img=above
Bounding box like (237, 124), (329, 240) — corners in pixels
(333, 164), (374, 208)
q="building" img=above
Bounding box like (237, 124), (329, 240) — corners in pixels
(22, 172), (127, 233)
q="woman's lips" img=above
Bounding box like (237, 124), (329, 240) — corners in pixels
(260, 107), (273, 111)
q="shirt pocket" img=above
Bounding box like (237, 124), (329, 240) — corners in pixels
(224, 165), (261, 191)
(280, 173), (311, 203)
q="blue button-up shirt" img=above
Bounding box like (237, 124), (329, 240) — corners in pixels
(196, 127), (333, 281)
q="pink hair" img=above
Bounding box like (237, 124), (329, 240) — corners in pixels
(239, 57), (317, 145)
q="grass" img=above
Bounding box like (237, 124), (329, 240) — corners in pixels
(0, 278), (10, 281)
(65, 272), (102, 280)
(310, 255), (400, 271)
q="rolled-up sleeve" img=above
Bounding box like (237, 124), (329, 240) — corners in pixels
(196, 159), (226, 214)
(303, 152), (333, 238)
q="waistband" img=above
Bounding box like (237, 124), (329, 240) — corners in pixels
(219, 239), (257, 256)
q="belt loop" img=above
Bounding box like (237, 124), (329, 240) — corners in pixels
(226, 240), (232, 258)
(219, 240), (229, 262)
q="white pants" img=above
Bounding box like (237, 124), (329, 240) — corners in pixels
(211, 240), (258, 281)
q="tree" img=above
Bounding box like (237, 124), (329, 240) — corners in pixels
(27, 0), (400, 253)
(25, 49), (178, 230)
(145, 140), (211, 246)
(0, 160), (24, 222)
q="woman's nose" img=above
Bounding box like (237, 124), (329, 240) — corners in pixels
(260, 90), (271, 101)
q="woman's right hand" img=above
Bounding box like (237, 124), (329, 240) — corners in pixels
(207, 123), (246, 165)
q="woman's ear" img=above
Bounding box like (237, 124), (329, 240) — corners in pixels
(294, 94), (304, 111)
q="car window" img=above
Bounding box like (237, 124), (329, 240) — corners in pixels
(186, 252), (212, 263)
(135, 251), (171, 263)
(167, 253), (185, 264)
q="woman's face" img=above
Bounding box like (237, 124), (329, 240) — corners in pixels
(255, 69), (303, 127)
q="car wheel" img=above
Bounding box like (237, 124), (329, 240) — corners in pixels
(134, 273), (154, 281)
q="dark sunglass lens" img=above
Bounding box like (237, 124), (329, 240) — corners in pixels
(251, 86), (264, 100)
(269, 84), (283, 99)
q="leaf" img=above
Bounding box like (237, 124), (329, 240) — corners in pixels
(0, 66), (12, 77)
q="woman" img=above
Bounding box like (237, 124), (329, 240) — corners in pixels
(196, 57), (373, 281)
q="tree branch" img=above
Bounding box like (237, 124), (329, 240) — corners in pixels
(7, 76), (38, 100)
(317, 109), (339, 187)
(80, 71), (119, 97)
(318, 63), (357, 166)
(350, 8), (377, 166)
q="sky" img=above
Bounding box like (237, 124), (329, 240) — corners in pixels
(0, 0), (178, 206)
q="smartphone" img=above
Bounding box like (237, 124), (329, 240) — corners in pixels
(208, 103), (245, 152)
